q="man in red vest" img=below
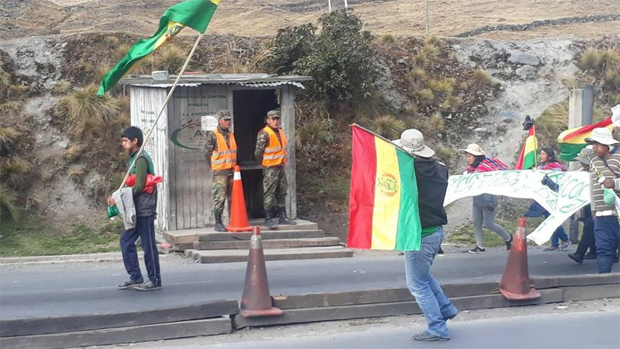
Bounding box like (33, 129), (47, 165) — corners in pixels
(255, 110), (296, 229)
(205, 110), (237, 232)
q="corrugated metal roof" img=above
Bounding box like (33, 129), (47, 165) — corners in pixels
(120, 73), (311, 89)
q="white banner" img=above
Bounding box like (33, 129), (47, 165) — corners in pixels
(444, 170), (591, 245)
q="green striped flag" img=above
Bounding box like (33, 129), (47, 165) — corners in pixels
(97, 0), (220, 96)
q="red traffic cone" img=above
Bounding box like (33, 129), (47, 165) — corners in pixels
(239, 226), (284, 318)
(227, 166), (252, 232)
(499, 217), (542, 300)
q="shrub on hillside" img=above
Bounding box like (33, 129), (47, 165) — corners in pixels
(264, 10), (378, 106)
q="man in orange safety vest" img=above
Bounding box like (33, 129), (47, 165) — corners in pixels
(255, 110), (296, 229)
(205, 110), (237, 231)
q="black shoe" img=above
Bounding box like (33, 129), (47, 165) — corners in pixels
(505, 235), (513, 251)
(278, 207), (297, 225)
(265, 210), (278, 230)
(568, 253), (583, 264)
(135, 280), (162, 291)
(118, 277), (143, 290)
(468, 246), (486, 254)
(444, 309), (459, 321)
(583, 253), (597, 260)
(413, 331), (450, 342)
(437, 246), (444, 256)
(614, 255), (619, 263)
(214, 214), (226, 232)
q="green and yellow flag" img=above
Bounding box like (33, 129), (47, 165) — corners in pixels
(97, 0), (220, 96)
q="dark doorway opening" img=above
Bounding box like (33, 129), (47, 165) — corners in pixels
(233, 89), (280, 218)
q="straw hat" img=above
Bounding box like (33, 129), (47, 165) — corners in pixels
(460, 143), (486, 156)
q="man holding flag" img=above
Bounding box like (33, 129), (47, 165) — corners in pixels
(392, 129), (459, 342)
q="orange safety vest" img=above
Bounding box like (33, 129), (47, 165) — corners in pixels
(211, 129), (237, 171)
(262, 126), (287, 167)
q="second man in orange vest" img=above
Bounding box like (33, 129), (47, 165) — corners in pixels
(255, 110), (296, 229)
(205, 110), (237, 232)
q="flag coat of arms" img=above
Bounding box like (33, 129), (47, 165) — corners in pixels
(347, 125), (422, 251)
(97, 0), (220, 96)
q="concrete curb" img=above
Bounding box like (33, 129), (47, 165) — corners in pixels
(232, 273), (620, 329)
(0, 317), (231, 349)
(0, 300), (239, 337)
(0, 252), (170, 265)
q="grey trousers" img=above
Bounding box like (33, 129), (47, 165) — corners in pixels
(473, 202), (510, 247)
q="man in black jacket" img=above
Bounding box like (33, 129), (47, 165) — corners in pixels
(393, 129), (458, 341)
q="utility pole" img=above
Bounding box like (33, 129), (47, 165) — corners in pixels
(424, 0), (430, 35)
(328, 0), (332, 12)
(344, 0), (348, 8)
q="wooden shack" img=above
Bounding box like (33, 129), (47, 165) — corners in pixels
(120, 74), (312, 232)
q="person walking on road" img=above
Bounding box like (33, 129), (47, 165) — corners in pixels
(568, 148), (597, 264)
(393, 129), (459, 342)
(584, 127), (620, 273)
(462, 144), (512, 254)
(255, 110), (296, 229)
(525, 147), (571, 251)
(108, 126), (161, 291)
(205, 110), (237, 232)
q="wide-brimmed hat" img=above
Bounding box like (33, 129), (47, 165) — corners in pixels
(584, 127), (619, 146)
(460, 143), (486, 156)
(392, 129), (435, 158)
(576, 147), (594, 165)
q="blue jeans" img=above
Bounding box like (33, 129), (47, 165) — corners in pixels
(404, 227), (458, 338)
(594, 216), (620, 273)
(120, 216), (161, 285)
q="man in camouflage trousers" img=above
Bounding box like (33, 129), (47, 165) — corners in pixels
(205, 110), (237, 232)
(255, 110), (295, 229)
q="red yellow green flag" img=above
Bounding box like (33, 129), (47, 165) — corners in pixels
(97, 0), (220, 96)
(558, 118), (615, 161)
(515, 125), (538, 169)
(347, 125), (422, 251)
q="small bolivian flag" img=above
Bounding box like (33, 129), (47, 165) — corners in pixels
(515, 125), (537, 169)
(97, 0), (220, 96)
(347, 125), (422, 251)
(558, 118), (615, 161)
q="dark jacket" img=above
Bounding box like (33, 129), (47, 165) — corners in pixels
(414, 157), (448, 228)
(131, 153), (157, 217)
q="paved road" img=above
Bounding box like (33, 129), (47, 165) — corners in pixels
(192, 310), (620, 349)
(0, 249), (617, 319)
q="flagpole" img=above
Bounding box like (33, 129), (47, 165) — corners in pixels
(116, 33), (205, 192)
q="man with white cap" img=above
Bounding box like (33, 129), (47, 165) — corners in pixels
(393, 129), (458, 342)
(584, 127), (620, 273)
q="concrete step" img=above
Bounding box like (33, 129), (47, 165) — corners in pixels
(163, 219), (319, 245)
(197, 229), (325, 242)
(192, 246), (354, 264)
(194, 237), (341, 250)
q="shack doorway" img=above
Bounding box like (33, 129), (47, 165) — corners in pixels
(233, 89), (280, 218)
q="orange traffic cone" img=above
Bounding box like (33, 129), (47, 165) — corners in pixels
(239, 226), (284, 318)
(499, 217), (542, 300)
(227, 166), (252, 232)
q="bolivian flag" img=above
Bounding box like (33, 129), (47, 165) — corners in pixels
(347, 125), (422, 251)
(515, 125), (537, 169)
(558, 118), (615, 161)
(97, 0), (220, 96)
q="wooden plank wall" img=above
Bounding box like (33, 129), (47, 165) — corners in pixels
(167, 85), (229, 230)
(281, 85), (297, 219)
(129, 87), (169, 231)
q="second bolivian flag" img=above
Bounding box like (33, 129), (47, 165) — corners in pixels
(348, 125), (422, 251)
(97, 0), (220, 96)
(558, 118), (615, 161)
